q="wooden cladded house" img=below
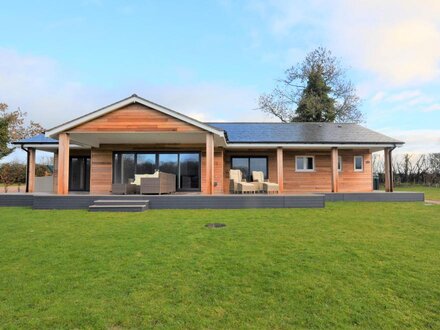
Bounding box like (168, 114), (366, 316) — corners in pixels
(14, 94), (403, 195)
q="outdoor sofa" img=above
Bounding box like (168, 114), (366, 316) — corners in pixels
(111, 171), (176, 195)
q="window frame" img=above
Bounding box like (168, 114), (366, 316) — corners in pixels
(354, 155), (364, 172)
(112, 151), (201, 191)
(338, 156), (342, 172)
(230, 156), (269, 182)
(295, 155), (315, 172)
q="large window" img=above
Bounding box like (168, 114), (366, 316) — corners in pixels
(296, 156), (315, 172)
(231, 157), (268, 181)
(113, 152), (200, 190)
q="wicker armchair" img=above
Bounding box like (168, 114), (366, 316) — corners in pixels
(229, 169), (256, 194)
(252, 171), (279, 194)
(140, 172), (176, 195)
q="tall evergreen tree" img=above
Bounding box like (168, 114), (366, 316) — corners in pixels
(259, 47), (362, 123)
(294, 67), (336, 122)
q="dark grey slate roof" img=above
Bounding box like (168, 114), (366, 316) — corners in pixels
(14, 123), (403, 146)
(207, 122), (404, 145)
(12, 133), (57, 144)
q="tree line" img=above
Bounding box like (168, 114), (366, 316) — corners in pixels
(373, 153), (440, 186)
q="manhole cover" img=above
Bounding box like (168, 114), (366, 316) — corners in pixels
(205, 223), (226, 228)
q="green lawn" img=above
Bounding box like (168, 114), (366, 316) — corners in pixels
(1, 203), (439, 329)
(392, 184), (440, 201)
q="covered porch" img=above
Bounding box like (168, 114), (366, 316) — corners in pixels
(18, 135), (397, 196)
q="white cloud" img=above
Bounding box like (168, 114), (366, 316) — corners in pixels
(0, 49), (267, 131)
(249, 0), (440, 87)
(382, 128), (440, 154)
(423, 104), (440, 113)
(139, 83), (266, 122)
(329, 0), (440, 86)
(0, 48), (114, 128)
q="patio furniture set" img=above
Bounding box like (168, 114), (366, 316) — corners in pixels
(111, 169), (279, 195)
(112, 171), (176, 195)
(229, 169), (279, 194)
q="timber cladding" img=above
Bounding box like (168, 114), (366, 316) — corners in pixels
(282, 149), (372, 193)
(69, 103), (203, 133)
(222, 149), (372, 193)
(87, 145), (372, 194)
(90, 149), (113, 194)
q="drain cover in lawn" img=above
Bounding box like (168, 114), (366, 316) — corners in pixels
(205, 223), (226, 228)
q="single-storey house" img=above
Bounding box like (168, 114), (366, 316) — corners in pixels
(14, 94), (403, 195)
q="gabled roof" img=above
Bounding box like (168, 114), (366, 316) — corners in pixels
(208, 122), (404, 145)
(45, 94), (225, 138)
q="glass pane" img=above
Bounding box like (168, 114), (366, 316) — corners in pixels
(70, 158), (83, 190)
(296, 157), (304, 170)
(355, 156), (363, 170)
(136, 154), (156, 174)
(159, 154), (178, 174)
(231, 158), (249, 181)
(113, 153), (122, 183)
(307, 157), (314, 170)
(85, 158), (90, 191)
(159, 154), (178, 189)
(250, 158), (267, 179)
(179, 153), (200, 189)
(121, 153), (135, 183)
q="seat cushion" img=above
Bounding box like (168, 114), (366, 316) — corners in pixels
(133, 172), (159, 185)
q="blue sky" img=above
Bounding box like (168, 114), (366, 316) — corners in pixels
(1, 0), (439, 160)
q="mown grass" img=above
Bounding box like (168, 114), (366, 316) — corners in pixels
(393, 184), (440, 201)
(0, 203), (439, 329)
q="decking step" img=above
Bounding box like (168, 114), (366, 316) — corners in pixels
(93, 199), (149, 206)
(88, 199), (149, 212)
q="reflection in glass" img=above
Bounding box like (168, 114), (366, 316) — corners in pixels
(121, 153), (135, 183)
(136, 154), (156, 174)
(231, 157), (268, 181)
(179, 153), (200, 189)
(250, 157), (267, 179)
(231, 158), (249, 180)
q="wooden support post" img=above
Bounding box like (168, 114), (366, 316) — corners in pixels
(331, 147), (339, 192)
(205, 133), (214, 195)
(53, 151), (58, 193)
(28, 148), (36, 193)
(57, 133), (70, 195)
(277, 147), (284, 193)
(384, 147), (393, 192)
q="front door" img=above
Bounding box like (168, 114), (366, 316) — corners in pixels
(69, 156), (90, 191)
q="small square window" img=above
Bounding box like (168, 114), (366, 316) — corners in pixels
(354, 156), (363, 171)
(338, 156), (342, 172)
(296, 156), (315, 172)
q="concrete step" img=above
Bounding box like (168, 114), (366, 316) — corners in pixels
(89, 204), (148, 212)
(93, 199), (149, 206)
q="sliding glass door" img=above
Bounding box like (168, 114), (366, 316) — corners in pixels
(179, 153), (200, 190)
(113, 152), (200, 191)
(69, 156), (90, 191)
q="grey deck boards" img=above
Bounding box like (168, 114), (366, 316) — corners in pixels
(324, 192), (425, 202)
(0, 191), (425, 210)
